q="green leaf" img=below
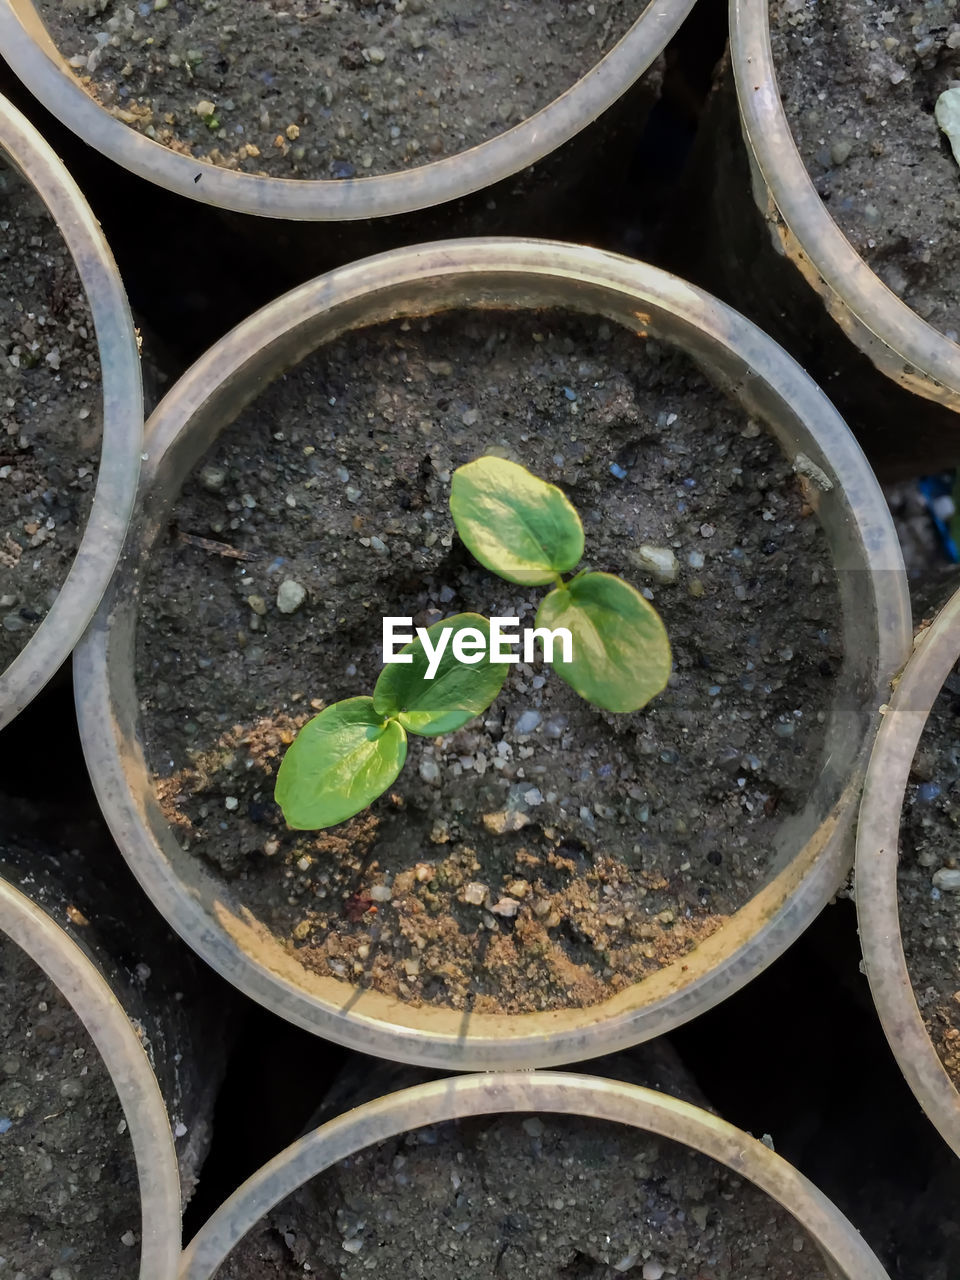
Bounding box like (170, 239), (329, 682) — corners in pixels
(274, 697), (407, 830)
(536, 572), (671, 713)
(450, 456), (584, 586)
(373, 613), (508, 737)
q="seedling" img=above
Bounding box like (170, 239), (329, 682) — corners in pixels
(275, 457), (671, 832)
(275, 614), (508, 829)
(450, 456), (672, 714)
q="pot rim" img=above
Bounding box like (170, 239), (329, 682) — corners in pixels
(729, 0), (960, 404)
(0, 0), (696, 220)
(179, 1070), (890, 1279)
(0, 93), (142, 730)
(856, 586), (960, 1157)
(74, 237), (911, 1071)
(0, 874), (182, 1279)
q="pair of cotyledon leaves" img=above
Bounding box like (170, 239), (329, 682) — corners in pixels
(275, 456), (671, 830)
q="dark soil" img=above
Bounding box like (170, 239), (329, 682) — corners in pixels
(0, 934), (140, 1279)
(0, 154), (102, 672)
(40, 0), (642, 181)
(135, 308), (842, 1016)
(219, 1111), (831, 1279)
(898, 659), (960, 1087)
(770, 0), (960, 341)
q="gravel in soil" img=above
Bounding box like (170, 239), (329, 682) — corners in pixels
(135, 308), (842, 1016)
(898, 659), (960, 1088)
(0, 155), (102, 672)
(0, 934), (141, 1278)
(218, 1111), (831, 1279)
(770, 0), (960, 340)
(39, 0), (643, 181)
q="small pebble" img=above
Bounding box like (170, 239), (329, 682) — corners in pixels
(515, 710), (541, 734)
(200, 465), (226, 492)
(482, 810), (529, 835)
(490, 897), (520, 918)
(632, 544), (679, 583)
(276, 579), (307, 614)
(933, 868), (960, 891)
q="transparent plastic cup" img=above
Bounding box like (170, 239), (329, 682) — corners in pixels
(729, 0), (960, 420)
(0, 93), (141, 729)
(74, 238), (911, 1070)
(180, 1071), (889, 1280)
(0, 873), (180, 1280)
(0, 0), (696, 219)
(856, 586), (960, 1158)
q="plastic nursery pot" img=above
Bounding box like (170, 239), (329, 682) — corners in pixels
(0, 93), (141, 730)
(179, 1071), (890, 1280)
(0, 0), (696, 221)
(856, 586), (960, 1158)
(74, 238), (911, 1071)
(727, 2), (960, 469)
(0, 873), (180, 1280)
(0, 805), (239, 1206)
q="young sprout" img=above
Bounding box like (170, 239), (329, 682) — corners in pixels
(275, 456), (671, 833)
(275, 614), (507, 830)
(450, 456), (672, 713)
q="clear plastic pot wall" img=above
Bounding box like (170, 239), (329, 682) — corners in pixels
(728, 2), (960, 453)
(74, 238), (911, 1071)
(0, 818), (236, 1203)
(179, 1072), (889, 1280)
(0, 94), (141, 730)
(856, 586), (960, 1158)
(660, 56), (960, 482)
(0, 872), (180, 1280)
(0, 0), (696, 220)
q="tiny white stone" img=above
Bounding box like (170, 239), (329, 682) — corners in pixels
(369, 884), (392, 902)
(933, 868), (960, 891)
(633, 544), (679, 583)
(276, 579), (307, 614)
(515, 710), (541, 734)
(462, 882), (488, 906)
(490, 897), (520, 918)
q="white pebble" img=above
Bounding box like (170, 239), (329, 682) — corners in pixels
(634, 544), (679, 583)
(276, 579), (306, 614)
